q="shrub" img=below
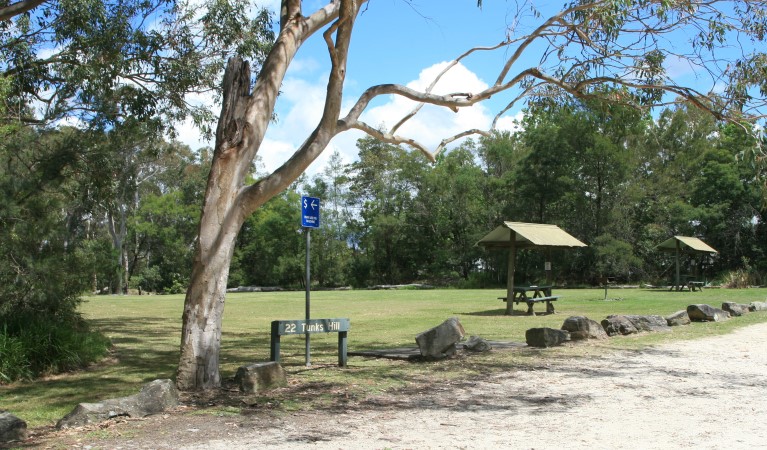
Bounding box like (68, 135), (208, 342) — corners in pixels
(0, 326), (32, 383)
(0, 314), (111, 384)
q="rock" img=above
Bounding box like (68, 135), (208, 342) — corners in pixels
(686, 304), (730, 322)
(525, 328), (570, 348)
(722, 302), (751, 317)
(462, 336), (491, 353)
(56, 379), (179, 429)
(235, 362), (287, 393)
(0, 411), (27, 444)
(622, 315), (671, 332)
(750, 301), (767, 311)
(415, 317), (466, 359)
(601, 315), (638, 336)
(666, 310), (691, 326)
(561, 316), (608, 340)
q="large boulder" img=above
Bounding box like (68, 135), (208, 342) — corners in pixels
(687, 304), (730, 322)
(56, 379), (179, 429)
(235, 361), (287, 394)
(525, 328), (570, 348)
(749, 301), (767, 311)
(0, 411), (27, 444)
(622, 315), (671, 333)
(665, 310), (691, 327)
(722, 302), (751, 317)
(415, 317), (465, 359)
(601, 315), (638, 336)
(561, 316), (608, 340)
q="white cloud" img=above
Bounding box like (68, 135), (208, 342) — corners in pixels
(176, 60), (518, 176)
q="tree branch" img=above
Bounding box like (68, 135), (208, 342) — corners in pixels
(0, 0), (46, 21)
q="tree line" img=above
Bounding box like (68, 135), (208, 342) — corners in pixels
(5, 98), (762, 309)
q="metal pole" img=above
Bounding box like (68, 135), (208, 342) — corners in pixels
(305, 228), (311, 367)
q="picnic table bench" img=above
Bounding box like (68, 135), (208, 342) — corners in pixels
(499, 285), (559, 315)
(669, 280), (705, 292)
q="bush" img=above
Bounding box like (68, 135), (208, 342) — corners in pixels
(0, 315), (111, 384)
(0, 326), (32, 383)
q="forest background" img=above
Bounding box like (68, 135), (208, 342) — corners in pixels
(5, 99), (764, 299)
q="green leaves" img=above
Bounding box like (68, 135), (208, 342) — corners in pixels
(1, 0), (274, 133)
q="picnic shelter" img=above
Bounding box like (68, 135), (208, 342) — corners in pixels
(657, 236), (718, 291)
(478, 222), (587, 315)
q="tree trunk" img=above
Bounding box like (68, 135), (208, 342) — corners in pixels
(175, 0), (366, 390)
(176, 59), (253, 391)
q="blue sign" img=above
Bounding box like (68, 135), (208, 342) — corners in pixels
(301, 196), (320, 228)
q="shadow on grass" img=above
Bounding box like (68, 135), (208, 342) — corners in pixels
(462, 308), (552, 316)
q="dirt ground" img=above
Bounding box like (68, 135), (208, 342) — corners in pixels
(26, 322), (767, 449)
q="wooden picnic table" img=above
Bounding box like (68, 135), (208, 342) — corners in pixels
(669, 280), (705, 292)
(499, 285), (558, 315)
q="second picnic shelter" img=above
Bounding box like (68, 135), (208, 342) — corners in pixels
(657, 235), (718, 291)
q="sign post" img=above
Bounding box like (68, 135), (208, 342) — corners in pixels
(301, 196), (320, 366)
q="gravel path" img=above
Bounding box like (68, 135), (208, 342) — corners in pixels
(180, 322), (767, 450)
(40, 322), (767, 450)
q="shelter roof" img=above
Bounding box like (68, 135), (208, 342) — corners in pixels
(657, 236), (718, 254)
(477, 222), (587, 249)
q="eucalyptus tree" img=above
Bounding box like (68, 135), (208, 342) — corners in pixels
(178, 0), (767, 390)
(345, 137), (428, 285)
(302, 152), (353, 287)
(413, 143), (487, 281)
(1, 0), (274, 132)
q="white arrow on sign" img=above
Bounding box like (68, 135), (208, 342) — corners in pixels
(311, 199), (318, 210)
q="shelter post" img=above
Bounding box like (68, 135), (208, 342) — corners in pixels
(675, 240), (681, 291)
(505, 231), (517, 315)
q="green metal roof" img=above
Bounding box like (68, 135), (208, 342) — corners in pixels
(477, 222), (588, 249)
(657, 236), (718, 254)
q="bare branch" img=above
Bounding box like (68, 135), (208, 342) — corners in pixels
(0, 0), (46, 21)
(391, 39), (511, 134)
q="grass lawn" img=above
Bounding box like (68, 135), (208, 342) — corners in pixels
(2, 287), (767, 428)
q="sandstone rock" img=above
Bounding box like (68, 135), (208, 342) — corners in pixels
(561, 316), (608, 340)
(622, 315), (671, 332)
(601, 315), (638, 336)
(56, 379), (179, 429)
(415, 317), (465, 359)
(666, 310), (691, 326)
(722, 302), (751, 317)
(235, 362), (287, 393)
(0, 411), (27, 443)
(525, 328), (570, 348)
(686, 304), (730, 322)
(462, 336), (491, 353)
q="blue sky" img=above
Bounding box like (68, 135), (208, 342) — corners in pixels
(175, 0), (724, 176)
(178, 1), (542, 175)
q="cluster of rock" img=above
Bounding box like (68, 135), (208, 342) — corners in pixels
(525, 301), (764, 348)
(0, 379), (180, 445)
(411, 317), (492, 359)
